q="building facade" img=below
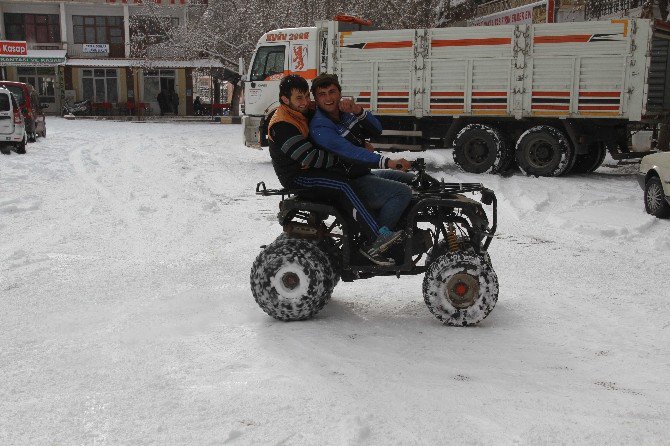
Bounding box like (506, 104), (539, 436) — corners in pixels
(0, 0), (220, 115)
(437, 0), (666, 28)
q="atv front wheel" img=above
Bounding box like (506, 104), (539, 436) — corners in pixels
(423, 251), (498, 326)
(250, 238), (335, 321)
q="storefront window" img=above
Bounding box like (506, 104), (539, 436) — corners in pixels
(17, 67), (57, 104)
(4, 13), (60, 43)
(82, 69), (118, 103)
(73, 16), (124, 44)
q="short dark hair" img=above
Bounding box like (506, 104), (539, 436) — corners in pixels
(279, 75), (309, 102)
(310, 74), (341, 95)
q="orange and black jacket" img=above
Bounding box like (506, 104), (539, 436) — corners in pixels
(268, 105), (336, 187)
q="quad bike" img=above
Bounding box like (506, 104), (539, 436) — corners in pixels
(250, 159), (499, 326)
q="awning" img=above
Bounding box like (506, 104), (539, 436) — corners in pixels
(65, 58), (224, 69)
(0, 50), (66, 67)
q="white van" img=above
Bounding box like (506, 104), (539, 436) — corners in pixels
(0, 86), (27, 155)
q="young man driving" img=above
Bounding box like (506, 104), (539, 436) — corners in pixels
(267, 74), (404, 266)
(308, 74), (415, 245)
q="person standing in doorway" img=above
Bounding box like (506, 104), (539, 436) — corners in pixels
(157, 89), (167, 116)
(171, 90), (179, 115)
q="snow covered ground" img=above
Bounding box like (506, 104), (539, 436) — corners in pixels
(1, 118), (669, 445)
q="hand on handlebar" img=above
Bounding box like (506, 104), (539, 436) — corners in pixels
(388, 158), (411, 172)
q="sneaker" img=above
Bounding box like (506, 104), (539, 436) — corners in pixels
(359, 229), (404, 266)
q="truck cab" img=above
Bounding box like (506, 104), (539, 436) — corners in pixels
(242, 26), (318, 147)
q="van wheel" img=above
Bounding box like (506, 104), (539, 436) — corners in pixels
(15, 135), (26, 154)
(453, 124), (510, 174)
(645, 176), (670, 219)
(1, 145), (10, 155)
(515, 126), (573, 177)
(41, 128), (46, 138)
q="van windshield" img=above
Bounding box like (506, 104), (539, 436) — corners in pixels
(4, 85), (25, 105)
(0, 94), (10, 112)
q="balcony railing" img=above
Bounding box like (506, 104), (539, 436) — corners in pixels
(475, 0), (539, 18)
(27, 42), (65, 51)
(585, 0), (643, 18)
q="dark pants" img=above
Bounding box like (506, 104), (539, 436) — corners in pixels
(292, 170), (381, 241)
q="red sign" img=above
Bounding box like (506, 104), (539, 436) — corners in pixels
(0, 41), (27, 56)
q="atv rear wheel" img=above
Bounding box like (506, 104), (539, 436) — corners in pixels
(250, 238), (334, 321)
(423, 251), (498, 326)
(273, 233), (341, 289)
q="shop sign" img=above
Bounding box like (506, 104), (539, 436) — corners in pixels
(0, 56), (66, 66)
(83, 44), (109, 53)
(470, 0), (547, 26)
(0, 40), (27, 56)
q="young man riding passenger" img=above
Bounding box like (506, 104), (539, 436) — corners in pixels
(267, 74), (407, 266)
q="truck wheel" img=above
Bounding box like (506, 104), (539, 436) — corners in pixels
(645, 176), (670, 219)
(515, 126), (573, 177)
(423, 251), (498, 326)
(571, 143), (606, 174)
(453, 124), (510, 174)
(250, 238), (334, 321)
(274, 233), (341, 289)
(425, 238), (492, 267)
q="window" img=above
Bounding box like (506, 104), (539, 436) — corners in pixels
(73, 16), (124, 44)
(4, 86), (25, 106)
(17, 67), (56, 103)
(250, 46), (286, 81)
(82, 69), (118, 103)
(4, 13), (60, 43)
(0, 94), (10, 112)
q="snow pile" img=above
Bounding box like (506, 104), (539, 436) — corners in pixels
(1, 119), (669, 444)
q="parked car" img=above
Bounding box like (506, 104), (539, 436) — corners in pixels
(0, 81), (46, 142)
(0, 86), (27, 155)
(638, 152), (670, 218)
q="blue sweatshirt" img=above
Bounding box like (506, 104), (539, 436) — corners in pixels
(309, 108), (388, 169)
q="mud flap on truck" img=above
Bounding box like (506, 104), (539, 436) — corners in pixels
(243, 115), (263, 149)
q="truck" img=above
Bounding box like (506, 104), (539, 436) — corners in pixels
(242, 16), (670, 176)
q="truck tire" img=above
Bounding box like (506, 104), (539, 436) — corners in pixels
(515, 126), (574, 177)
(571, 143), (606, 174)
(645, 176), (670, 219)
(273, 233), (341, 289)
(423, 251), (498, 326)
(250, 238), (334, 321)
(453, 124), (511, 174)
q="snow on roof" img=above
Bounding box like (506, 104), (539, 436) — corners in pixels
(64, 58), (224, 68)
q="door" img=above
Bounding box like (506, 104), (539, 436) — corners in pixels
(143, 70), (176, 115)
(245, 44), (287, 116)
(18, 67), (58, 114)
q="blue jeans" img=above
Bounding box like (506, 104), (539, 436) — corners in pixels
(350, 169), (414, 230)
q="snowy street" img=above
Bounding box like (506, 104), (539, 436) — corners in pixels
(1, 118), (669, 444)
